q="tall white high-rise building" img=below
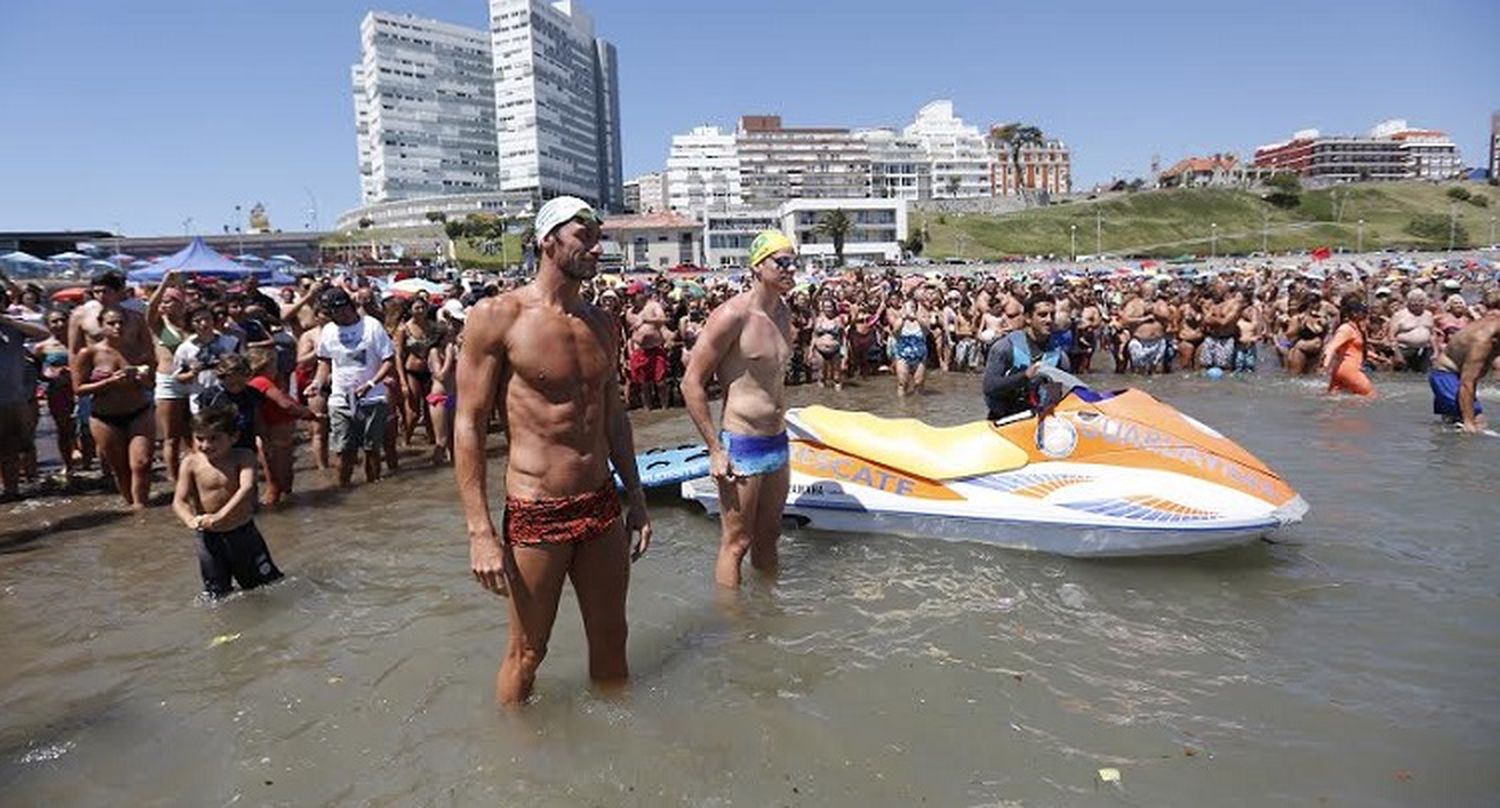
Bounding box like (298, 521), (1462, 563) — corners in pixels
(856, 128), (931, 201)
(351, 12), (498, 205)
(490, 0), (623, 210)
(666, 126), (743, 215)
(903, 100), (992, 199)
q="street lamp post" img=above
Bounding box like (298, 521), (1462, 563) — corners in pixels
(1070, 224), (1077, 262)
(234, 205), (244, 258)
(1357, 218), (1364, 253)
(1448, 202), (1457, 251)
(1211, 222), (1218, 259)
(1095, 208), (1102, 257)
(1490, 215), (1496, 246)
(182, 217), (194, 237)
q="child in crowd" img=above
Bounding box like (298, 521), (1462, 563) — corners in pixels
(196, 354), (263, 450)
(246, 347), (313, 506)
(172, 406), (282, 598)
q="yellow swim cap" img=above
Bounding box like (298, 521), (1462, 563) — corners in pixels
(749, 229), (795, 268)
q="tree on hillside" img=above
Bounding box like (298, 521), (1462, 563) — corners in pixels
(901, 231), (925, 258)
(816, 209), (854, 266)
(358, 216), (374, 230)
(425, 211), (447, 223)
(945, 176), (962, 197)
(1264, 172), (1302, 209)
(990, 123), (1044, 202)
(1446, 186), (1471, 202)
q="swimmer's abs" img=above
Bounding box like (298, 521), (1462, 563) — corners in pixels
(503, 446), (614, 500)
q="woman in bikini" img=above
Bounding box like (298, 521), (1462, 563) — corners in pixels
(1283, 293), (1326, 376)
(1176, 291), (1205, 371)
(811, 296), (847, 389)
(395, 295), (437, 446)
(32, 309), (77, 482)
(890, 293), (931, 397)
(146, 272), (192, 479)
(73, 309), (156, 509)
(426, 322), (460, 466)
(845, 291), (884, 379)
(295, 307), (331, 470)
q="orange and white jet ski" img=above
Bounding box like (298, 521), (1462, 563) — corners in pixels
(681, 378), (1307, 557)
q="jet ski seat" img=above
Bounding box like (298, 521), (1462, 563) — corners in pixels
(788, 405), (1030, 481)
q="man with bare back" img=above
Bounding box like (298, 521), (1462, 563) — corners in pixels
(455, 197), (652, 706)
(681, 230), (796, 588)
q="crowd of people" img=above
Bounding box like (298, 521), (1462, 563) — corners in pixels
(3, 209), (1498, 703)
(4, 245), (1499, 510)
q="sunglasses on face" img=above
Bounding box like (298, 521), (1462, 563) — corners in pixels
(772, 255), (799, 270)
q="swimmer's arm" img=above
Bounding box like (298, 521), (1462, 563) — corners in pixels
(455, 297), (511, 542)
(205, 452), (259, 530)
(309, 357), (331, 398)
(172, 458), (202, 529)
(0, 313), (48, 340)
(681, 302), (743, 457)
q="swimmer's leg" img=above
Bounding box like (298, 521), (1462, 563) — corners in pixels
(498, 542), (571, 706)
(569, 518), (631, 688)
(715, 474), (759, 588)
(750, 463), (789, 577)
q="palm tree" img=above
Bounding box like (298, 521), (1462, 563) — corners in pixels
(816, 209), (854, 267)
(990, 123), (1044, 202)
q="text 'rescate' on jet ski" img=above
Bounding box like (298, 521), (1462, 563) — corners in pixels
(677, 369), (1308, 557)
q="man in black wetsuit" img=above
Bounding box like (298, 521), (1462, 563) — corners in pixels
(982, 293), (1069, 421)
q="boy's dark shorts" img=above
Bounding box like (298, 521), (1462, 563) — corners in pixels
(197, 520), (283, 598)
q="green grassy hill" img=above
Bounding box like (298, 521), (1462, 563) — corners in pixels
(911, 182), (1500, 259)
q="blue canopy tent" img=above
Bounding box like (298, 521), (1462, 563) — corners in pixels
(127, 238), (295, 284)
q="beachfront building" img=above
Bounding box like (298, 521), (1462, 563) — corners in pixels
(781, 198), (906, 268)
(1253, 121), (1460, 183)
(857, 128), (932, 201)
(904, 100), (992, 199)
(351, 13), (498, 205)
(736, 116), (873, 209)
(1371, 119), (1463, 181)
(602, 212), (702, 269)
(489, 0), (623, 210)
(1490, 112), (1499, 182)
(702, 209), (780, 267)
(1156, 153), (1256, 188)
(666, 126), (742, 216)
(989, 130), (1072, 197)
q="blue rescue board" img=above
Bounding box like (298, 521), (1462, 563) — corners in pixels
(614, 444), (711, 490)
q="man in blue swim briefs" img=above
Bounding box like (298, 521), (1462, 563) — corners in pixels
(1429, 289), (1499, 434)
(683, 229), (796, 588)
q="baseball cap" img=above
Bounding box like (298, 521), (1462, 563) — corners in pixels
(534, 196), (599, 241)
(1375, 286), (1392, 296)
(440, 298), (466, 322)
(318, 287), (353, 311)
(1441, 278), (1461, 290)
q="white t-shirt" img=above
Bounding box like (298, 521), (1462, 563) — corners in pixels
(317, 316), (394, 408)
(173, 333), (241, 411)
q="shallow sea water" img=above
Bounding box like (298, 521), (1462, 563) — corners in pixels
(2, 368), (1498, 806)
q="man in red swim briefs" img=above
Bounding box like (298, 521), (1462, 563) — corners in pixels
(625, 282), (672, 410)
(455, 195), (652, 706)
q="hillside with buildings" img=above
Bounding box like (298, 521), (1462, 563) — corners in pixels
(912, 181), (1500, 260)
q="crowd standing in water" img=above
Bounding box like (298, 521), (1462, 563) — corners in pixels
(3, 224), (1499, 699)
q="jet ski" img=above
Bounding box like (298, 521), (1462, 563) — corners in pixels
(679, 374), (1308, 557)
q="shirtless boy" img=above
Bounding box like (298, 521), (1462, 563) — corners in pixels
(682, 230), (796, 588)
(456, 196), (651, 705)
(173, 406), (283, 598)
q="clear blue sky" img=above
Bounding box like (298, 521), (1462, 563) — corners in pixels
(2, 0), (1495, 236)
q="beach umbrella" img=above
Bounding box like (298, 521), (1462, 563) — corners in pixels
(85, 259), (119, 270)
(108, 253), (133, 263)
(1, 250), (48, 266)
(268, 254), (299, 264)
(49, 251), (90, 262)
(390, 277), (446, 296)
(671, 279), (706, 300)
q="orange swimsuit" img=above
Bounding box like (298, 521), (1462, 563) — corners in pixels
(1326, 322), (1374, 396)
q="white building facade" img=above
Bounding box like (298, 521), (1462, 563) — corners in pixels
(701, 199), (906, 267)
(736, 116), (872, 209)
(352, 12), (498, 205)
(666, 126), (743, 216)
(489, 0), (623, 209)
(904, 100), (992, 199)
(857, 128), (932, 201)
